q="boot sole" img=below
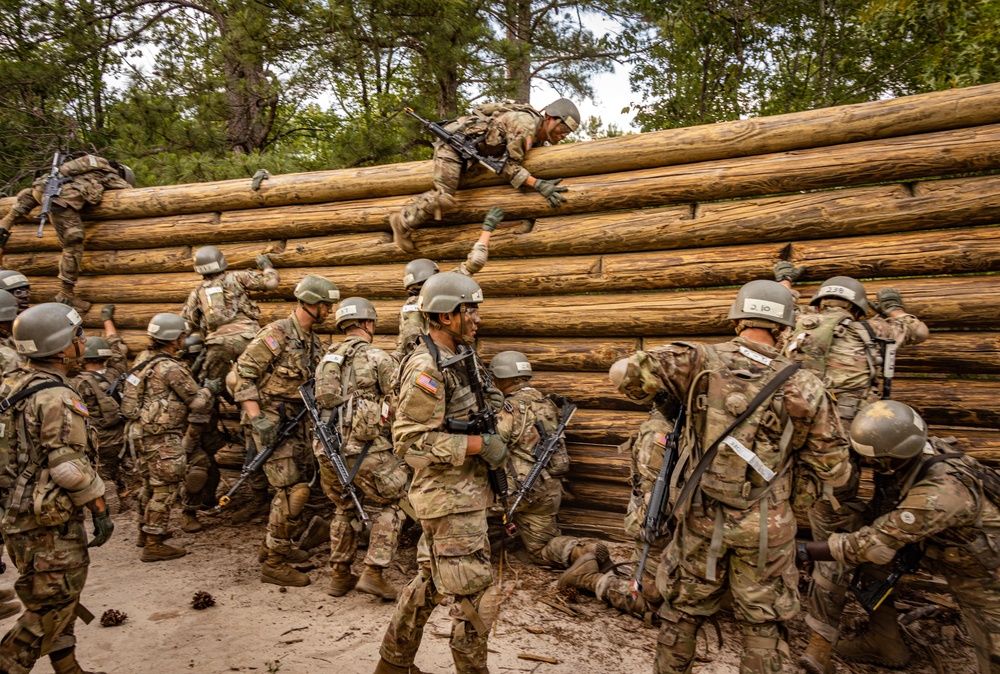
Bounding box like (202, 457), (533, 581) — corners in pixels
(141, 552), (187, 562)
(262, 574), (310, 587)
(798, 654), (835, 674)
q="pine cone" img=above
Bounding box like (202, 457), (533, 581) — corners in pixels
(191, 590), (215, 610)
(100, 609), (128, 627)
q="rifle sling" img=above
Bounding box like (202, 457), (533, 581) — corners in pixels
(345, 443), (370, 486)
(110, 353), (173, 397)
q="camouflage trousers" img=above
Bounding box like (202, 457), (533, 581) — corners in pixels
(0, 518), (90, 674)
(319, 448), (409, 569)
(141, 433), (187, 536)
(380, 510), (497, 673)
(590, 538), (669, 623)
(49, 205), (85, 287)
(203, 328), (255, 383)
(94, 423), (125, 486)
(511, 477), (583, 568)
(397, 144), (488, 231)
(180, 421), (226, 512)
(947, 573), (1000, 674)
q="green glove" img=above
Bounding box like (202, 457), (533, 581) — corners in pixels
(251, 414), (277, 449)
(100, 304), (116, 322)
(88, 509), (114, 548)
(202, 378), (222, 394)
(877, 288), (905, 315)
(773, 261), (805, 283)
(481, 206), (504, 232)
(251, 168), (270, 191)
(256, 254), (272, 270)
(534, 178), (568, 207)
(478, 433), (508, 469)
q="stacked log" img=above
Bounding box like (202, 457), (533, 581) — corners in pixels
(5, 83), (1000, 540)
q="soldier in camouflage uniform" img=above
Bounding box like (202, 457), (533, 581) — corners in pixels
(122, 313), (216, 562)
(316, 297), (410, 600)
(801, 401), (1000, 674)
(234, 275), (338, 587)
(393, 207), (501, 360)
(389, 100), (580, 253)
(0, 303), (113, 674)
(0, 155), (135, 311)
(0, 290), (22, 375)
(774, 270), (930, 673)
(374, 272), (508, 674)
(612, 280), (852, 674)
(0, 271), (31, 315)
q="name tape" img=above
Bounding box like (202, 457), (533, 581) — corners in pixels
(742, 298), (785, 318)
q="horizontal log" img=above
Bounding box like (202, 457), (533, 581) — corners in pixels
(570, 479), (629, 513)
(566, 443), (631, 484)
(560, 508), (631, 543)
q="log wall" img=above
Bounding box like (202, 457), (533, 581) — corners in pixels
(6, 83), (1000, 540)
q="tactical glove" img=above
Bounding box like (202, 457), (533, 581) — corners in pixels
(534, 178), (568, 207)
(876, 288), (905, 315)
(100, 304), (116, 322)
(251, 168), (270, 191)
(478, 433), (508, 470)
(256, 254), (272, 270)
(251, 414), (278, 449)
(482, 206), (504, 232)
(88, 509), (114, 548)
(202, 378), (222, 394)
(773, 261), (805, 283)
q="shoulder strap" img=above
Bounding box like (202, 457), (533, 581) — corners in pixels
(0, 381), (71, 414)
(108, 353), (172, 397)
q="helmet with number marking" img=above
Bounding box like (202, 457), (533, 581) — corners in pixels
(543, 98), (581, 132)
(0, 270), (30, 291)
(83, 336), (114, 360)
(294, 275), (339, 305)
(849, 400), (927, 460)
(0, 290), (17, 322)
(726, 280), (796, 328)
(402, 259), (439, 290)
(182, 333), (204, 357)
(148, 313), (188, 342)
(810, 276), (869, 313)
(13, 303), (83, 357)
(490, 351), (532, 379)
(193, 245), (228, 275)
(335, 297), (378, 330)
(417, 272), (483, 315)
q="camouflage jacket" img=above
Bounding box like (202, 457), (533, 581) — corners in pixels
(103, 333), (130, 381)
(13, 155), (132, 215)
(446, 105), (544, 188)
(392, 338), (500, 519)
(234, 312), (322, 409)
(0, 363), (105, 534)
(496, 386), (569, 487)
(136, 354), (213, 437)
(72, 369), (122, 436)
(315, 335), (398, 455)
(830, 439), (1000, 579)
(0, 334), (22, 376)
(394, 243), (489, 359)
(182, 268), (278, 336)
(623, 407), (676, 540)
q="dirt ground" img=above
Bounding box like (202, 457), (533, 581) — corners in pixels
(9, 490), (982, 674)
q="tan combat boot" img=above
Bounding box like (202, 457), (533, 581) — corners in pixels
(297, 515), (330, 551)
(54, 282), (91, 313)
(261, 553), (310, 587)
(180, 511), (203, 533)
(389, 212), (416, 254)
(569, 541), (612, 571)
(141, 535), (187, 562)
(356, 565), (399, 600)
(558, 553), (603, 593)
(799, 631), (836, 674)
(835, 602), (910, 668)
(373, 658), (425, 674)
(327, 563), (359, 597)
(50, 648), (106, 674)
(230, 488), (270, 524)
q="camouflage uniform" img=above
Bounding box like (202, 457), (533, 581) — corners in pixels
(0, 363), (106, 674)
(233, 312), (321, 562)
(0, 335), (22, 376)
(71, 369), (125, 491)
(616, 336), (852, 674)
(182, 267), (279, 382)
(315, 335), (407, 572)
(0, 155), (131, 289)
(379, 339), (501, 673)
(394, 246), (489, 361)
(784, 305), (929, 642)
(828, 439), (1000, 674)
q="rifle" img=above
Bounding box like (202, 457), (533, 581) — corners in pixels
(299, 381), (369, 524)
(631, 403), (686, 597)
(190, 348), (207, 382)
(214, 403), (307, 511)
(404, 108), (507, 175)
(37, 152), (71, 238)
(503, 398), (577, 535)
(849, 543), (924, 612)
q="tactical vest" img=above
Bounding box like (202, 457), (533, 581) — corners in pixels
(74, 371), (121, 430)
(506, 387), (569, 477)
(316, 339), (391, 444)
(450, 101), (542, 157)
(196, 273), (261, 333)
(119, 353), (171, 420)
(138, 358), (194, 436)
(257, 319), (318, 403)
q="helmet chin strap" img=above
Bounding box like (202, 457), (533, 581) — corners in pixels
(441, 311), (475, 346)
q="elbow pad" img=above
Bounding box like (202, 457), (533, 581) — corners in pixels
(50, 461), (91, 492)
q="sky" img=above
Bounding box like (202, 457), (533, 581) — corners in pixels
(533, 62), (638, 134)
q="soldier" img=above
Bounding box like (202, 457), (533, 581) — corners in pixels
(96, 304), (130, 380)
(123, 313), (216, 561)
(316, 297), (409, 600)
(611, 280), (852, 674)
(233, 275), (338, 587)
(177, 333), (227, 517)
(181, 246), (280, 383)
(799, 401), (1000, 674)
(0, 290), (22, 375)
(389, 100), (580, 252)
(0, 303), (113, 674)
(777, 271), (930, 673)
(0, 155), (135, 311)
(0, 271), (31, 314)
(394, 207), (502, 360)
(489, 350), (608, 569)
(374, 272), (508, 674)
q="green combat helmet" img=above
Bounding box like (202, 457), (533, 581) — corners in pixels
(402, 259), (439, 291)
(0, 270), (30, 292)
(193, 245), (228, 275)
(335, 297), (378, 330)
(417, 272), (483, 314)
(726, 279), (796, 328)
(83, 336), (113, 360)
(0, 290), (17, 322)
(294, 275), (339, 305)
(490, 351), (533, 380)
(849, 400), (928, 460)
(810, 276), (869, 314)
(543, 98), (581, 132)
(12, 303), (83, 357)
(181, 333), (204, 358)
(148, 313), (188, 342)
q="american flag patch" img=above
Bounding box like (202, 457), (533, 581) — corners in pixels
(263, 335), (280, 351)
(655, 433), (667, 447)
(415, 372), (441, 395)
(72, 398), (90, 416)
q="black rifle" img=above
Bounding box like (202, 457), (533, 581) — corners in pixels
(503, 398), (577, 535)
(214, 403), (307, 511)
(850, 543), (924, 612)
(631, 404), (686, 597)
(190, 348), (207, 382)
(37, 152), (71, 238)
(404, 108), (507, 175)
(299, 382), (369, 524)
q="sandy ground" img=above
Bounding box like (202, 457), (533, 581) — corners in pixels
(5, 490), (982, 674)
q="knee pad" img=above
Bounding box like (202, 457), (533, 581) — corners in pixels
(740, 621), (790, 667)
(185, 465), (209, 494)
(287, 483), (309, 518)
